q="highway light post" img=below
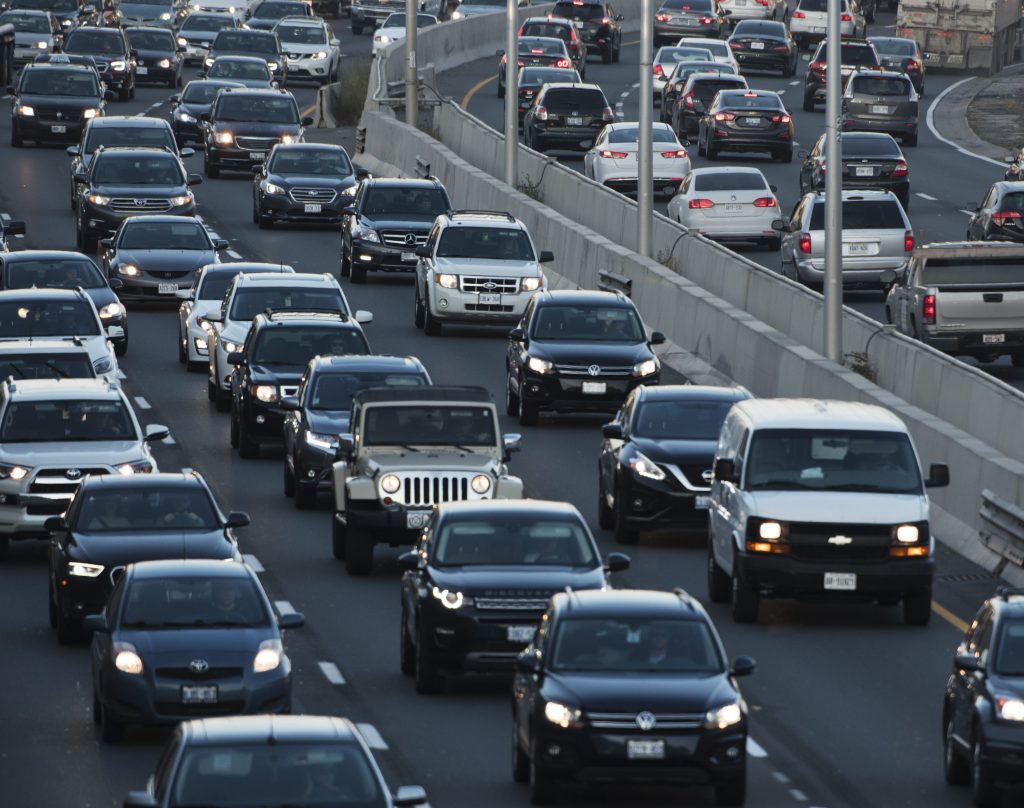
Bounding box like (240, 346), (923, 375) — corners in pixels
(823, 0), (843, 362)
(505, 0), (518, 187)
(405, 0), (417, 128)
(638, 0), (653, 257)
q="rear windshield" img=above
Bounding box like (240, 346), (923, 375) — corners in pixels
(521, 21), (572, 39)
(810, 199), (906, 230)
(661, 0), (713, 9)
(250, 326), (369, 367)
(734, 21), (782, 36)
(520, 67), (577, 86)
(717, 92), (783, 111)
(542, 87), (606, 113)
(818, 43), (877, 64)
(229, 287), (346, 320)
(436, 227), (534, 261)
(0, 299), (100, 337)
(851, 76), (912, 96)
(692, 78), (746, 98)
(671, 62), (735, 81)
(799, 0), (840, 10)
(213, 31), (277, 53)
(921, 257), (1024, 286)
(871, 38), (916, 56)
(519, 39), (565, 56)
(0, 352), (95, 380)
(5, 258), (106, 290)
(693, 172), (766, 192)
(607, 126), (677, 143)
(84, 124), (175, 152)
(552, 1), (605, 21)
(822, 136), (900, 158)
(657, 47), (714, 64)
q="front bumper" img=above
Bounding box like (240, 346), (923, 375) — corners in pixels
(13, 113), (87, 143)
(207, 142), (284, 169)
(0, 498), (61, 538)
(521, 372), (655, 414)
(179, 42), (211, 64)
(617, 474), (710, 530)
(80, 200), (197, 239)
(14, 45), (51, 65)
(287, 57), (334, 80)
(261, 192), (348, 224)
(350, 239), (420, 272)
(976, 724), (1024, 785)
(422, 606), (542, 672)
(342, 501), (425, 546)
(241, 399), (288, 443)
(428, 286), (533, 325)
(134, 63), (177, 84)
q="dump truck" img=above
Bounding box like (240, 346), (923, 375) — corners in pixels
(896, 0), (1021, 74)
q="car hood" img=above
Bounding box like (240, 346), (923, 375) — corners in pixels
(745, 491), (929, 523)
(121, 626), (272, 654)
(546, 670), (736, 713)
(429, 565), (606, 594)
(134, 46), (176, 60)
(434, 257), (539, 277)
(989, 673), (1024, 699)
(211, 77), (273, 88)
(3, 441), (141, 466)
(209, 120), (300, 136)
(307, 409), (350, 434)
(179, 100), (214, 116)
(244, 17), (280, 29)
(530, 340), (652, 366)
(113, 249), (215, 272)
(67, 530), (235, 566)
(631, 437), (716, 465)
(14, 32), (55, 45)
(248, 368), (304, 384)
(82, 286), (120, 309)
(271, 174), (355, 191)
(17, 93), (100, 110)
(209, 48), (278, 61)
(360, 450), (498, 469)
(179, 29), (222, 42)
(219, 320), (253, 343)
(359, 213), (437, 229)
(92, 183), (189, 197)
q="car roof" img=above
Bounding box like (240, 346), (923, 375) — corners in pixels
(634, 384), (750, 403)
(0, 338), (91, 354)
(805, 189), (900, 202)
(80, 471), (207, 490)
(183, 715), (360, 745)
(990, 588), (1024, 617)
(125, 25), (175, 33)
(604, 121), (673, 131)
(119, 214), (202, 226)
(22, 61), (96, 74)
(443, 211), (523, 228)
(552, 588), (707, 619)
(534, 288), (634, 306)
(524, 15), (571, 23)
(94, 146), (181, 159)
(363, 177), (444, 189)
(236, 272), (335, 286)
(0, 287), (89, 301)
(217, 88), (293, 100)
(87, 116), (172, 129)
(309, 354), (426, 372)
(689, 166), (766, 177)
(732, 398), (908, 431)
(0, 250), (95, 263)
(200, 262), (294, 274)
(539, 82), (604, 92)
(183, 79), (246, 91)
(128, 558), (253, 580)
(211, 54), (271, 64)
(4, 378), (120, 399)
(270, 142), (347, 153)
(353, 385), (493, 405)
(437, 499), (583, 520)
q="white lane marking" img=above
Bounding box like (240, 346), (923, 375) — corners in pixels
(195, 214), (204, 222)
(915, 192), (937, 201)
(778, 89), (786, 95)
(632, 82), (640, 88)
(318, 661), (346, 685)
(242, 553), (265, 572)
(619, 90), (629, 98)
(133, 396), (151, 410)
(925, 77), (1007, 168)
(355, 723), (388, 750)
(116, 370), (126, 380)
(789, 789), (808, 801)
(746, 737), (768, 758)
(773, 771), (791, 784)
(788, 80), (800, 86)
(959, 208), (975, 216)
(274, 600), (297, 616)
(227, 250), (242, 259)
(162, 435), (176, 445)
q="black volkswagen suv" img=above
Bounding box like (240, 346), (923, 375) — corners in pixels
(253, 142), (365, 228)
(505, 289), (665, 426)
(62, 25), (137, 101)
(9, 59), (111, 147)
(512, 588), (755, 805)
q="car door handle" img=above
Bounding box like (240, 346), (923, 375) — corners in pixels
(983, 293), (1003, 303)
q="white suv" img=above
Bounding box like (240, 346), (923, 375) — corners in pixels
(413, 211), (553, 336)
(206, 272), (372, 411)
(0, 289), (119, 384)
(273, 16), (340, 84)
(0, 378), (168, 558)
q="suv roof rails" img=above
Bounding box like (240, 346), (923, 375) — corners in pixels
(447, 210), (517, 222)
(996, 586), (1024, 601)
(264, 307), (347, 320)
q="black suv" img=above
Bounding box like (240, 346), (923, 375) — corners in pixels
(9, 59), (111, 147)
(281, 354), (431, 508)
(598, 385), (751, 544)
(0, 215), (26, 250)
(228, 310), (371, 458)
(340, 177), (452, 281)
(550, 0), (622, 63)
(399, 500), (629, 694)
(254, 142), (365, 228)
(125, 26), (183, 89)
(672, 72), (748, 137)
(62, 26), (137, 101)
(505, 289), (665, 426)
(803, 37), (880, 112)
(521, 82), (613, 154)
(170, 78), (244, 146)
(943, 587), (1024, 807)
(512, 588), (755, 805)
(205, 28), (286, 84)
(202, 87), (311, 177)
(75, 146), (201, 251)
(799, 131), (911, 209)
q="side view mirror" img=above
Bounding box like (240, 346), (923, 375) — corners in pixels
(355, 167), (370, 179)
(415, 245), (430, 257)
(108, 277), (123, 290)
(509, 326), (526, 342)
(187, 173), (203, 186)
(601, 422), (623, 440)
(226, 350), (244, 365)
(169, 94), (180, 103)
(213, 238), (229, 250)
(66, 144), (80, 156)
(45, 515), (67, 532)
(4, 85), (14, 95)
(397, 551), (421, 571)
(713, 457), (736, 483)
(104, 89), (117, 101)
(180, 147), (195, 158)
(730, 655), (756, 676)
(83, 613), (108, 634)
(226, 510), (251, 528)
(392, 785), (428, 808)
(199, 111), (211, 122)
(174, 288), (193, 300)
(496, 48), (505, 57)
(300, 115), (314, 126)
(335, 433), (354, 460)
(277, 611), (305, 629)
(650, 331), (666, 345)
(604, 552), (630, 573)
(515, 650), (541, 674)
(98, 238), (113, 249)
(279, 395), (300, 411)
(341, 205), (356, 216)
(144, 423), (170, 442)
(205, 313), (222, 323)
(502, 432), (522, 455)
(4, 219), (26, 237)
(354, 310), (373, 324)
(129, 48), (138, 59)
(770, 219), (790, 233)
(123, 792), (159, 808)
(925, 463), (950, 488)
(1004, 155), (1015, 164)
(955, 651), (981, 672)
(538, 250), (554, 263)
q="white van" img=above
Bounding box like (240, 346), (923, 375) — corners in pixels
(707, 399), (949, 626)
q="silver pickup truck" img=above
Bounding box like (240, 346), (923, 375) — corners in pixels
(884, 241), (1024, 365)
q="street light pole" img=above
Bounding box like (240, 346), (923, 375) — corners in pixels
(638, 0), (653, 257)
(405, 0), (417, 127)
(823, 0), (843, 362)
(504, 0), (518, 187)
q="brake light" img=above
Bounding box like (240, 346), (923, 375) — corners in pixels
(535, 106), (548, 121)
(840, 12), (852, 21)
(602, 106), (614, 122)
(892, 160), (908, 177)
(655, 12), (670, 21)
(531, 48), (544, 54)
(500, 54), (507, 65)
(993, 211), (1023, 226)
(905, 58), (920, 71)
(653, 64), (664, 76)
(683, 92), (696, 107)
(819, 162), (826, 174)
(729, 40), (744, 49)
(904, 231), (914, 251)
(661, 149), (688, 158)
(798, 233), (812, 254)
(922, 293), (936, 323)
(517, 60), (525, 68)
(689, 198), (714, 209)
(699, 15), (714, 24)
(809, 60), (825, 73)
(601, 16), (612, 23)
(753, 197), (777, 208)
(755, 0), (768, 5)
(599, 150), (628, 158)
(771, 113), (792, 123)
(555, 58), (571, 68)
(714, 112), (736, 121)
(791, 9), (805, 17)
(743, 91), (757, 97)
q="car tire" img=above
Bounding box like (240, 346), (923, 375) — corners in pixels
(602, 43), (612, 64)
(178, 328), (188, 364)
(517, 376), (538, 426)
(414, 625), (443, 694)
(11, 122), (23, 148)
(613, 481), (639, 544)
(597, 473), (614, 530)
(972, 738), (999, 808)
(904, 131), (918, 147)
(697, 131), (706, 157)
(345, 525), (373, 574)
(283, 459), (295, 497)
(902, 589), (931, 625)
(714, 769), (746, 806)
(731, 566), (759, 623)
(332, 514), (347, 559)
(505, 370), (519, 416)
(215, 383), (231, 413)
(529, 740), (556, 805)
(229, 409), (240, 448)
(497, 79), (505, 98)
(803, 90), (815, 112)
(898, 190), (910, 211)
(0, 536), (7, 562)
(55, 605), (79, 645)
(943, 715), (970, 786)
(205, 154), (220, 179)
(97, 695), (124, 744)
(167, 73), (177, 89)
(776, 147), (793, 163)
(294, 481), (317, 509)
(414, 284), (426, 328)
(237, 416), (259, 458)
(613, 40), (621, 62)
(340, 243), (351, 277)
(400, 609), (415, 676)
(784, 57), (796, 78)
(707, 540), (730, 603)
(118, 85), (130, 102)
(350, 260), (367, 284)
(512, 725), (530, 783)
(423, 300), (442, 336)
(48, 580), (58, 628)
(256, 207), (271, 229)
(706, 139), (718, 160)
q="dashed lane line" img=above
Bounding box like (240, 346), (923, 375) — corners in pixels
(116, 370), (126, 380)
(773, 771), (791, 784)
(959, 208), (975, 216)
(746, 737), (768, 758)
(133, 396), (151, 410)
(788, 80), (800, 86)
(355, 723), (388, 750)
(242, 553), (264, 572)
(226, 249), (242, 259)
(790, 789), (808, 801)
(916, 192), (937, 201)
(318, 661), (346, 685)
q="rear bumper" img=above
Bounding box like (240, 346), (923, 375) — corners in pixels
(795, 257), (909, 285)
(922, 329), (1024, 357)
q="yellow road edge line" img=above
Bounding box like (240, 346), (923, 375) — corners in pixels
(300, 103), (316, 118)
(461, 74), (496, 110)
(932, 600), (970, 633)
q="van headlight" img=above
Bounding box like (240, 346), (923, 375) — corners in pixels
(219, 338), (240, 353)
(214, 131), (234, 145)
(758, 521), (783, 540)
(996, 696), (1024, 722)
(894, 524), (919, 544)
(253, 639), (282, 672)
(380, 473), (401, 494)
(158, 58), (171, 68)
(110, 60), (126, 71)
(705, 701), (743, 730)
(83, 108), (100, 120)
(311, 51), (328, 60)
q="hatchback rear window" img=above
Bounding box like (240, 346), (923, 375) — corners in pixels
(693, 78), (746, 98)
(693, 172), (766, 192)
(999, 193), (1024, 212)
(851, 76), (911, 96)
(521, 22), (571, 39)
(552, 1), (604, 21)
(871, 38), (916, 56)
(542, 87), (606, 114)
(822, 136), (900, 158)
(661, 0), (713, 9)
(798, 0), (838, 11)
(810, 200), (905, 230)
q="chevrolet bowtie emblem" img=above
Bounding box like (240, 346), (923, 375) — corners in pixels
(828, 535), (853, 546)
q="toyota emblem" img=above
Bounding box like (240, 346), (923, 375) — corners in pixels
(701, 469), (714, 483)
(56, 111), (64, 119)
(635, 711), (657, 731)
(135, 199), (145, 207)
(189, 659), (209, 673)
(404, 233), (417, 246)
(65, 468), (82, 480)
(587, 364), (601, 377)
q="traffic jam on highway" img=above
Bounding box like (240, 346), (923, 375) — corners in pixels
(0, 0), (1023, 806)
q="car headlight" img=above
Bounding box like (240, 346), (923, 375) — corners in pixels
(526, 356), (554, 375)
(158, 57), (171, 68)
(357, 228), (380, 243)
(632, 358), (659, 377)
(16, 104), (35, 117)
(114, 642), (144, 675)
(758, 521), (783, 540)
(894, 524), (919, 543)
(169, 194), (192, 206)
(434, 273), (457, 289)
(194, 316), (214, 332)
(99, 302), (124, 320)
(0, 464), (31, 481)
(117, 460), (154, 475)
(263, 181), (285, 195)
(629, 451), (665, 481)
(252, 384), (278, 403)
(219, 338), (240, 353)
(110, 59), (126, 71)
(88, 193), (111, 206)
(431, 586), (470, 610)
(83, 108), (100, 120)
(214, 131), (234, 145)
(177, 36), (187, 46)
(705, 701), (743, 730)
(996, 696), (1024, 722)
(253, 639), (282, 673)
(204, 56), (215, 66)
(175, 109), (196, 123)
(521, 276), (543, 292)
(118, 263), (140, 276)
(380, 473), (401, 494)
(341, 185), (358, 197)
(159, 11), (172, 19)
(266, 61), (279, 70)
(451, 9), (464, 18)
(544, 701), (584, 728)
(68, 561), (105, 577)
(37, 40), (48, 49)
(304, 430), (338, 451)
(471, 474), (492, 494)
(62, 18), (72, 27)
(280, 134), (298, 144)
(93, 356), (113, 374)
(311, 50), (328, 59)
(373, 35), (389, 44)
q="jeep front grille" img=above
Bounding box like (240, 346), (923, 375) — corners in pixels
(381, 472), (491, 506)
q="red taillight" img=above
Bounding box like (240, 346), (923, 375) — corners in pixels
(729, 40), (744, 49)
(683, 92), (695, 107)
(555, 58), (571, 68)
(500, 54), (507, 65)
(892, 160), (908, 177)
(689, 198), (714, 209)
(809, 60), (825, 73)
(517, 60), (525, 68)
(791, 9), (805, 17)
(599, 149), (628, 158)
(531, 48), (544, 54)
(753, 197), (777, 208)
(840, 12), (852, 21)
(798, 233), (812, 254)
(771, 44), (790, 52)
(905, 58), (920, 71)
(904, 231), (915, 251)
(755, 0), (768, 5)
(714, 112), (736, 121)
(993, 211), (1023, 226)
(660, 149), (688, 158)
(535, 106), (548, 121)
(655, 12), (670, 21)
(602, 106), (614, 122)
(653, 64), (664, 76)
(922, 293), (936, 323)
(771, 113), (792, 124)
(699, 15), (714, 24)
(600, 16), (612, 23)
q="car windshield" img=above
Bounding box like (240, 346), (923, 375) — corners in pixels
(632, 399), (735, 440)
(436, 226), (534, 260)
(65, 30), (124, 54)
(520, 67), (577, 86)
(125, 0), (170, 5)
(0, 352), (95, 380)
(93, 155), (184, 185)
(809, 199), (905, 229)
(13, 0), (76, 10)
(363, 404), (496, 447)
(662, 0), (713, 10)
(521, 21), (571, 39)
(871, 38), (916, 57)
(76, 487), (218, 531)
(269, 149), (352, 176)
(180, 14), (235, 30)
(0, 12), (51, 32)
(127, 30), (174, 50)
(182, 81), (238, 103)
(0, 299), (100, 337)
(209, 59), (271, 80)
(196, 271), (243, 300)
(252, 0), (305, 16)
(120, 221), (209, 250)
(657, 47), (715, 64)
(229, 288), (345, 320)
(718, 92), (783, 111)
(215, 96), (298, 123)
(552, 1), (604, 21)
(275, 24), (326, 44)
(693, 171), (766, 191)
(250, 326), (369, 367)
(744, 428), (923, 493)
(308, 371), (426, 410)
(171, 744), (387, 808)
(551, 618), (723, 673)
(518, 39), (565, 56)
(120, 576), (269, 627)
(607, 126), (678, 144)
(5, 259), (106, 290)
(361, 187), (449, 217)
(0, 399), (134, 442)
(213, 31), (277, 53)
(84, 125), (175, 152)
(994, 619), (1024, 675)
(20, 70), (98, 96)
(434, 516), (598, 567)
(851, 76), (911, 96)
(532, 304), (644, 341)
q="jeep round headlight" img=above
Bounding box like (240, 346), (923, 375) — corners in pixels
(471, 474), (491, 494)
(380, 473), (401, 494)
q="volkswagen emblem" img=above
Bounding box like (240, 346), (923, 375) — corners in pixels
(587, 364), (601, 377)
(189, 659), (209, 673)
(701, 469), (714, 483)
(635, 711), (657, 731)
(828, 535), (853, 546)
(404, 233), (417, 246)
(65, 468), (82, 480)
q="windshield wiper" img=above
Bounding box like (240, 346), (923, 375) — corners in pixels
(185, 619), (259, 628)
(3, 362), (25, 378)
(43, 361), (69, 379)
(821, 483), (890, 492)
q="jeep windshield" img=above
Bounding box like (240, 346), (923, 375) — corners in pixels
(363, 405), (496, 447)
(744, 429), (923, 494)
(434, 516), (598, 567)
(0, 299), (100, 337)
(1, 399), (135, 442)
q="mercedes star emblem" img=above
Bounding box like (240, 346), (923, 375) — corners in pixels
(587, 364), (601, 376)
(189, 659), (210, 673)
(635, 711), (657, 731)
(404, 233), (417, 246)
(65, 469), (82, 480)
(828, 535), (854, 546)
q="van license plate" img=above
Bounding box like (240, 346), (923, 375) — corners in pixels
(695, 495), (710, 509)
(582, 381), (606, 394)
(304, 203), (322, 213)
(479, 293), (500, 305)
(983, 333), (1005, 344)
(507, 625), (535, 643)
(51, 125), (67, 133)
(181, 685), (217, 703)
(158, 283), (178, 294)
(824, 572), (856, 591)
(627, 740), (665, 760)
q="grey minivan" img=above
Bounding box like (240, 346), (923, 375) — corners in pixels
(842, 68), (919, 146)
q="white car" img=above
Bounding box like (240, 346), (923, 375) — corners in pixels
(273, 16), (341, 84)
(583, 121), (692, 197)
(372, 12), (439, 56)
(667, 166), (780, 248)
(787, 0), (864, 49)
(675, 36), (740, 69)
(187, 0), (250, 24)
(718, 0), (785, 23)
(652, 45), (714, 99)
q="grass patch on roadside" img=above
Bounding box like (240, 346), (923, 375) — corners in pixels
(330, 57), (373, 126)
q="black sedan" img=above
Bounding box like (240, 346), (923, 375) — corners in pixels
(170, 79), (244, 147)
(86, 559), (303, 742)
(253, 142), (366, 228)
(9, 60), (112, 147)
(399, 500), (629, 693)
(660, 59), (736, 125)
(516, 66), (580, 122)
(125, 26), (183, 89)
(967, 181), (1024, 243)
(497, 36), (574, 97)
(598, 384), (751, 543)
(505, 289), (665, 426)
(799, 130), (911, 208)
(727, 19), (797, 77)
(0, 250), (128, 353)
(697, 88), (794, 162)
(47, 472), (247, 643)
(100, 215), (228, 302)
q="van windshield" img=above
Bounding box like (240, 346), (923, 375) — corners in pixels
(744, 429), (922, 494)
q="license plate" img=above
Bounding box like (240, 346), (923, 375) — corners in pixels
(567, 116), (584, 126)
(303, 203), (322, 213)
(743, 117), (761, 126)
(855, 166), (874, 177)
(406, 510), (430, 529)
(479, 293), (500, 305)
(751, 41), (764, 50)
(810, 25), (825, 33)
(723, 203), (744, 213)
(249, 151), (266, 160)
(695, 495), (710, 509)
(870, 104), (890, 114)
(734, 0), (746, 5)
(627, 739), (666, 760)
(137, 66), (148, 75)
(582, 381), (606, 394)
(507, 625), (536, 643)
(983, 333), (1006, 344)
(683, 18), (697, 25)
(401, 251), (417, 262)
(824, 572), (857, 591)
(158, 283), (178, 294)
(181, 685), (217, 704)
(948, 54), (964, 65)
(51, 124), (67, 134)
(842, 242), (876, 256)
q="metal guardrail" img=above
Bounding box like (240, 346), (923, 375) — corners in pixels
(414, 156), (431, 179)
(355, 127), (367, 154)
(979, 489), (1024, 570)
(598, 269), (632, 297)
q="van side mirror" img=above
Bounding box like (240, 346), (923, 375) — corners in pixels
(397, 551), (421, 571)
(502, 432), (522, 455)
(955, 652), (981, 672)
(509, 326), (526, 342)
(650, 331), (666, 345)
(713, 457), (736, 483)
(771, 219), (790, 233)
(279, 395), (300, 411)
(45, 515), (67, 532)
(301, 115), (314, 126)
(925, 463), (949, 488)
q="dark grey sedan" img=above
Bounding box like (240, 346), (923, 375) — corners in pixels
(86, 558), (303, 742)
